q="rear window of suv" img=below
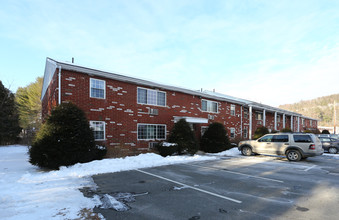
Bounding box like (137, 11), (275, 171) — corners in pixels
(293, 135), (312, 143)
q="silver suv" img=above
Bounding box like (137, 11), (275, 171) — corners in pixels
(238, 133), (324, 161)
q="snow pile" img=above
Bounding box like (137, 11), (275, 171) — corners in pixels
(0, 145), (218, 220)
(210, 147), (241, 157)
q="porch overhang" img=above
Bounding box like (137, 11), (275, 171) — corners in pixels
(173, 116), (208, 124)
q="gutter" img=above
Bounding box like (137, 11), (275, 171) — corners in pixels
(58, 65), (61, 105)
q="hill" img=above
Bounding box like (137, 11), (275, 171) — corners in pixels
(279, 94), (339, 127)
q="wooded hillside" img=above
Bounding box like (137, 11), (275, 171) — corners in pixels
(279, 94), (339, 127)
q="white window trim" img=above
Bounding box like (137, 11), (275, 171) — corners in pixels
(255, 112), (263, 120)
(90, 78), (106, 99)
(90, 121), (106, 141)
(137, 123), (167, 140)
(137, 87), (167, 107)
(201, 99), (218, 113)
(230, 104), (236, 116)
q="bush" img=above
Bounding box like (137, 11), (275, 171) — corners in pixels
(200, 122), (231, 153)
(322, 129), (330, 134)
(281, 128), (292, 133)
(156, 142), (178, 157)
(253, 126), (269, 139)
(168, 119), (198, 155)
(29, 103), (106, 169)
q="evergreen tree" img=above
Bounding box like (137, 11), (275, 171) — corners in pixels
(15, 77), (43, 144)
(168, 119), (198, 155)
(29, 102), (105, 169)
(200, 122), (231, 153)
(322, 129), (330, 134)
(0, 81), (21, 145)
(253, 126), (269, 139)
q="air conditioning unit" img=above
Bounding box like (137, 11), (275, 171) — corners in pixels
(149, 108), (159, 115)
(208, 114), (214, 120)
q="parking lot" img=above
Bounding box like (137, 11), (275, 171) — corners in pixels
(90, 154), (339, 220)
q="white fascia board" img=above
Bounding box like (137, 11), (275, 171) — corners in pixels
(41, 58), (57, 100)
(173, 116), (208, 124)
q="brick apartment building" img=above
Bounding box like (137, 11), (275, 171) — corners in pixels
(41, 58), (318, 156)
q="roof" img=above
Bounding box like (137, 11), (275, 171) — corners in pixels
(42, 57), (318, 120)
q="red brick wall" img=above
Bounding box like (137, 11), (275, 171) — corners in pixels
(42, 69), (319, 156)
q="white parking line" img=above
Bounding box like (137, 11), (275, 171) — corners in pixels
(304, 165), (317, 172)
(135, 169), (242, 204)
(188, 164), (284, 183)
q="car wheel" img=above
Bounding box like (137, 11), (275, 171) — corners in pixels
(286, 150), (301, 161)
(328, 147), (338, 154)
(241, 146), (252, 156)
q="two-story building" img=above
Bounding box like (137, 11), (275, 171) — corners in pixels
(41, 58), (318, 157)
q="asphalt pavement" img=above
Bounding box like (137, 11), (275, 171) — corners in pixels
(84, 154), (339, 220)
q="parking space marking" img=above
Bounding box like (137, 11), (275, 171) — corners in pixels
(304, 165), (316, 172)
(188, 164), (284, 183)
(135, 169), (242, 204)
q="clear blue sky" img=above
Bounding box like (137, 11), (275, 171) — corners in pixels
(0, 0), (338, 107)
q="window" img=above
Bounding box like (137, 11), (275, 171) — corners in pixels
(90, 121), (105, 140)
(272, 135), (288, 142)
(137, 87), (166, 106)
(201, 126), (208, 136)
(231, 105), (236, 116)
(230, 128), (235, 138)
(90, 78), (105, 99)
(310, 120), (313, 126)
(255, 112), (263, 120)
(243, 127), (248, 138)
(258, 135), (273, 142)
(244, 108), (249, 119)
(302, 118), (305, 126)
(293, 135), (312, 143)
(137, 124), (166, 140)
(277, 115), (281, 123)
(201, 100), (218, 113)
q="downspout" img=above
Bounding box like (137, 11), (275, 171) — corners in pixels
(58, 66), (61, 105)
(240, 106), (243, 138)
(249, 105), (253, 140)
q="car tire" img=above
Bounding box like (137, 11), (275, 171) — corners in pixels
(241, 146), (252, 156)
(286, 150), (301, 161)
(328, 147), (338, 154)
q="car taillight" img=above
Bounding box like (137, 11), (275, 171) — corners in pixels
(309, 144), (315, 150)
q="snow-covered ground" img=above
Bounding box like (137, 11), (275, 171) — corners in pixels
(0, 145), (240, 220)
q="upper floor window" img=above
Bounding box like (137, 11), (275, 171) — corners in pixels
(137, 87), (166, 106)
(90, 121), (105, 140)
(90, 78), (105, 99)
(244, 108), (249, 119)
(277, 115), (281, 123)
(231, 105), (236, 116)
(255, 112), (263, 120)
(201, 99), (218, 113)
(310, 120), (313, 126)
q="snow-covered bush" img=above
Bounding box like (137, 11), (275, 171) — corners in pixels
(200, 122), (231, 153)
(168, 119), (198, 155)
(156, 142), (178, 157)
(29, 102), (106, 169)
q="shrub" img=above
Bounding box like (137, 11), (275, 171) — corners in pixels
(281, 128), (292, 133)
(168, 119), (198, 155)
(156, 142), (178, 157)
(200, 122), (231, 153)
(303, 130), (313, 133)
(253, 126), (269, 139)
(322, 129), (330, 134)
(29, 102), (106, 169)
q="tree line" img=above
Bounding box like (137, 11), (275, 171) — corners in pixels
(0, 78), (42, 145)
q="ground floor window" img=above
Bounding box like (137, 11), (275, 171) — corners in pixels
(138, 124), (166, 140)
(90, 121), (105, 140)
(243, 127), (248, 138)
(230, 128), (235, 138)
(201, 126), (208, 136)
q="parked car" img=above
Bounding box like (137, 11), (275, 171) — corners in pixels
(318, 137), (339, 154)
(238, 133), (324, 161)
(317, 134), (339, 139)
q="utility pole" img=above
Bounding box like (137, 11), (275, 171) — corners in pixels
(334, 100), (337, 134)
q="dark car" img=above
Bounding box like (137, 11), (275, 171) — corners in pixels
(318, 137), (339, 154)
